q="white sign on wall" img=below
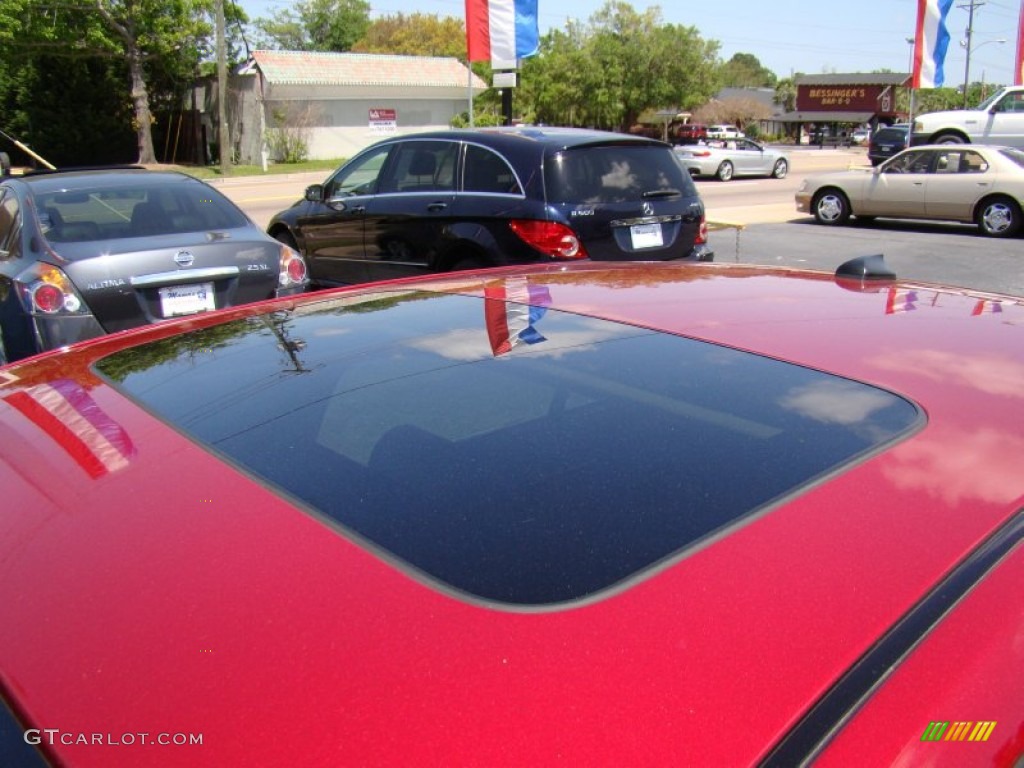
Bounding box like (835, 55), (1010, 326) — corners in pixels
(369, 108), (397, 134)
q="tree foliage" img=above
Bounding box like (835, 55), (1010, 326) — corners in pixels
(0, 0), (226, 164)
(252, 0), (370, 52)
(693, 96), (773, 130)
(352, 12), (465, 58)
(901, 80), (1007, 115)
(719, 53), (777, 88)
(518, 2), (719, 131)
(774, 77), (797, 112)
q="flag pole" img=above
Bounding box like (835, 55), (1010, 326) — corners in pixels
(468, 62), (475, 128)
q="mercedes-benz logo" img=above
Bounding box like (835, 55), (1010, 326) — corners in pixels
(174, 250), (195, 267)
(642, 202), (654, 216)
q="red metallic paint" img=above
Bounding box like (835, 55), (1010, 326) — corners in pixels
(0, 262), (1021, 766)
(817, 542), (1024, 766)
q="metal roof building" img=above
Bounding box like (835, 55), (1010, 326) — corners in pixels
(218, 51), (488, 164)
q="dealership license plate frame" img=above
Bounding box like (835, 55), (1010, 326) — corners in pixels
(630, 222), (664, 249)
(159, 282), (216, 317)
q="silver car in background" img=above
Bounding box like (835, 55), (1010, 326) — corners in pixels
(0, 168), (309, 363)
(674, 139), (790, 181)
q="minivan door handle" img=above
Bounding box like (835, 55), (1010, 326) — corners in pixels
(427, 202), (448, 212)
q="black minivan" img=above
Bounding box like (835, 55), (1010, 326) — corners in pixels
(867, 124), (910, 166)
(267, 127), (713, 286)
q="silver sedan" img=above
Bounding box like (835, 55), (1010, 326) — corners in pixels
(674, 139), (790, 181)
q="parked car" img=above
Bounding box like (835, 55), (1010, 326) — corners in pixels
(674, 138), (789, 181)
(706, 124), (744, 140)
(910, 86), (1024, 148)
(2, 257), (1022, 767)
(267, 127), (713, 287)
(672, 122), (708, 145)
(626, 120), (706, 145)
(851, 127), (871, 145)
(795, 144), (1024, 237)
(867, 124), (910, 166)
(0, 168), (308, 363)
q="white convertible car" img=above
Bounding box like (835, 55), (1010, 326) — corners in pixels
(674, 139), (790, 181)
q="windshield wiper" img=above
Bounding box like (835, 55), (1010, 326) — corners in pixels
(642, 189), (680, 198)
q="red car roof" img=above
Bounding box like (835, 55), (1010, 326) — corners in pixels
(1, 262), (1022, 766)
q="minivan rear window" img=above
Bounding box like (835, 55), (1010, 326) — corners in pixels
(96, 287), (921, 606)
(545, 145), (697, 204)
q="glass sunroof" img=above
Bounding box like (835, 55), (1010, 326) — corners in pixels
(96, 286), (922, 605)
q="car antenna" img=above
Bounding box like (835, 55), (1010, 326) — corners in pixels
(835, 254), (896, 282)
(833, 254), (897, 292)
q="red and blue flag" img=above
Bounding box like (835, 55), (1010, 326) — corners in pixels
(912, 0), (954, 88)
(466, 0), (540, 66)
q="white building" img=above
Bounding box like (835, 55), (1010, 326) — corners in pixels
(219, 50), (488, 164)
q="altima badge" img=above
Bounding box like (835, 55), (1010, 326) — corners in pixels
(174, 250), (195, 267)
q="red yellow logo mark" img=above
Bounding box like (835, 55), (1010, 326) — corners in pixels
(921, 721), (997, 742)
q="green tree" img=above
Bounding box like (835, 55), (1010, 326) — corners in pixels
(0, 53), (135, 166)
(0, 0), (220, 164)
(903, 81), (1007, 116)
(253, 0), (370, 52)
(518, 22), (594, 126)
(719, 53), (777, 88)
(352, 12), (465, 58)
(774, 76), (797, 112)
(519, 2), (719, 131)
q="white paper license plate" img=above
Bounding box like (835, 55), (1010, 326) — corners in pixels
(159, 282), (216, 317)
(630, 222), (664, 249)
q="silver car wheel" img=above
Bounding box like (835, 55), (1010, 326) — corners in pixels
(977, 198), (1020, 237)
(716, 161), (734, 181)
(772, 159), (788, 179)
(813, 191), (850, 225)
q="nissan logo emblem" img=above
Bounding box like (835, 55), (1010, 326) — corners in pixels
(642, 202), (654, 216)
(174, 250), (195, 267)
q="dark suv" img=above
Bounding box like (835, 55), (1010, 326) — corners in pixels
(867, 124), (909, 166)
(267, 127), (713, 286)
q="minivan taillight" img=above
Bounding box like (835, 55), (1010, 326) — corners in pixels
(696, 215), (709, 245)
(509, 220), (589, 260)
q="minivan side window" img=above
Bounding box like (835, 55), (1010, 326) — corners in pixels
(462, 145), (522, 194)
(379, 141), (458, 194)
(325, 145), (393, 198)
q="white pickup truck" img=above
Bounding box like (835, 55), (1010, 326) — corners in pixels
(706, 124), (744, 140)
(910, 86), (1024, 148)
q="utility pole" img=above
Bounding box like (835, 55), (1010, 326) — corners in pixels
(216, 0), (230, 175)
(906, 37), (916, 128)
(957, 0), (984, 109)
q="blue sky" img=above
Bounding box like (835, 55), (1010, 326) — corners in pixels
(235, 0), (1020, 88)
